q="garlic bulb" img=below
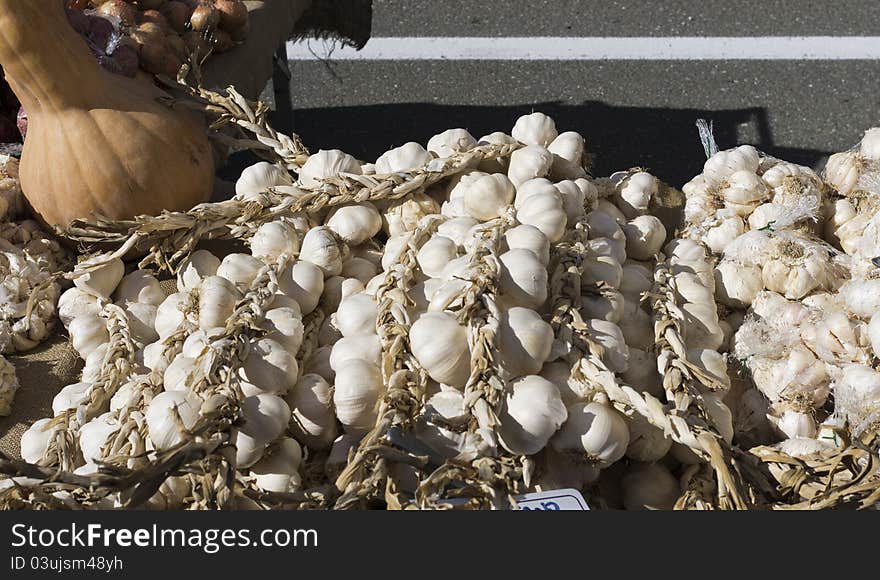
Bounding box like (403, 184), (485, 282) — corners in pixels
(240, 338), (299, 396)
(825, 151), (860, 197)
(198, 276), (241, 331)
(620, 262), (653, 299)
(586, 319), (629, 373)
(336, 293), (377, 337)
(702, 145), (760, 186)
(333, 359), (384, 434)
(52, 381), (92, 415)
(619, 347), (663, 397)
(250, 220), (300, 262)
(539, 361), (586, 405)
(551, 400), (630, 467)
(625, 414), (672, 462)
(163, 356), (198, 392)
(287, 373), (336, 450)
(323, 277), (364, 312)
(330, 334), (381, 370)
(326, 203), (382, 245)
(145, 390), (202, 451)
(460, 173), (515, 221)
(217, 253), (264, 291)
(623, 215), (666, 260)
(410, 312), (471, 388)
(498, 375), (567, 455)
(498, 307), (553, 379)
(621, 462), (679, 510)
(774, 409), (817, 439)
(177, 249), (221, 292)
(299, 226), (344, 277)
(547, 131), (586, 179)
(511, 112), (557, 147)
(305, 345), (334, 382)
(375, 142), (433, 173)
(263, 307), (305, 352)
(155, 292), (189, 339)
(508, 145), (553, 187)
(279, 260), (324, 315)
(554, 180), (588, 223)
(714, 259), (762, 308)
(121, 301), (159, 346)
(580, 289), (625, 323)
(383, 194), (441, 236)
(250, 437), (303, 493)
(498, 249), (548, 309)
(298, 149), (362, 188)
(73, 254), (124, 299)
(79, 412), (119, 465)
(427, 128), (477, 158)
(615, 172), (657, 218)
(68, 314), (109, 359)
(417, 390), (489, 459)
(235, 162), (291, 198)
(417, 236), (458, 278)
(114, 270), (164, 306)
(58, 287), (101, 329)
(20, 418), (60, 463)
(236, 394), (290, 468)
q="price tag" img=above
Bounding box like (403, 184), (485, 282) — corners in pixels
(514, 488), (590, 511)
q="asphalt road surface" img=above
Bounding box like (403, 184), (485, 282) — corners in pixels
(282, 0), (880, 188)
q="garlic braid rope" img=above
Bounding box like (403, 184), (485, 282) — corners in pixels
(334, 216), (440, 509)
(65, 141), (520, 276)
(43, 302), (137, 472)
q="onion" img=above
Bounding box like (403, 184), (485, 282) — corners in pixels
(190, 2), (220, 32)
(96, 0), (139, 26)
(214, 0), (248, 32)
(139, 9), (169, 29)
(160, 1), (193, 34)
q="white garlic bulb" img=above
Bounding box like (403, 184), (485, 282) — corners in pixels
(383, 193), (441, 236)
(498, 249), (548, 309)
(375, 142), (433, 173)
(73, 254), (124, 299)
(551, 400), (630, 467)
(68, 314), (108, 359)
(154, 292), (189, 339)
(299, 226), (344, 277)
(287, 373), (337, 450)
(498, 307), (553, 379)
(58, 287), (101, 329)
(341, 257), (379, 285)
(298, 149), (362, 188)
(198, 276), (241, 332)
(163, 355), (198, 392)
(714, 259), (762, 308)
(326, 202), (382, 246)
(615, 172), (657, 218)
(462, 173), (515, 221)
(250, 437), (303, 493)
(824, 151), (860, 197)
(263, 307), (304, 352)
(121, 301), (159, 346)
(619, 347), (663, 398)
(336, 293), (377, 337)
(417, 236), (458, 278)
(623, 215), (666, 261)
(145, 390), (202, 451)
(554, 180), (588, 223)
(410, 311), (471, 388)
(333, 359), (384, 434)
(498, 375), (567, 455)
(511, 112), (558, 147)
(305, 345), (334, 382)
(625, 414), (672, 463)
(20, 418), (60, 463)
(278, 260), (324, 315)
(177, 250), (221, 292)
(586, 319), (629, 373)
(774, 409), (817, 439)
(52, 381), (92, 415)
(508, 145), (553, 188)
(427, 128), (477, 158)
(235, 162), (291, 198)
(580, 289), (625, 323)
(79, 412), (119, 465)
(240, 338), (299, 396)
(437, 216), (478, 247)
(216, 253), (264, 291)
(539, 361), (587, 405)
(251, 220), (300, 262)
(114, 270), (164, 306)
(330, 334), (381, 371)
(701, 145), (760, 186)
(236, 394), (290, 468)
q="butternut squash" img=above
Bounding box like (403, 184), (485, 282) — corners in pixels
(0, 0), (214, 228)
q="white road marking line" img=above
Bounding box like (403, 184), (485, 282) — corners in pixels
(287, 36), (880, 61)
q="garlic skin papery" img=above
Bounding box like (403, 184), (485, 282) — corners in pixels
(326, 203), (382, 246)
(239, 338), (299, 396)
(498, 375), (567, 456)
(216, 253), (264, 291)
(235, 162), (292, 198)
(427, 128), (478, 158)
(145, 390), (202, 451)
(279, 260), (324, 315)
(250, 437), (303, 493)
(625, 414), (672, 462)
(250, 220), (300, 262)
(235, 394), (290, 469)
(198, 276), (241, 332)
(410, 312), (471, 388)
(72, 254), (124, 300)
(508, 145), (553, 188)
(498, 249), (549, 309)
(68, 314), (109, 359)
(462, 173), (515, 221)
(20, 418), (60, 463)
(551, 400), (630, 468)
(177, 250), (221, 292)
(299, 226), (344, 277)
(114, 270), (165, 306)
(287, 373), (337, 450)
(332, 359), (384, 434)
(58, 287), (101, 328)
(497, 307), (553, 379)
(298, 149), (362, 188)
(511, 112), (558, 147)
(375, 142), (433, 173)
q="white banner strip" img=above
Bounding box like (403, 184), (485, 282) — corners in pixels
(287, 36), (880, 61)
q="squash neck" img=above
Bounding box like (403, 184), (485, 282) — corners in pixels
(0, 0), (106, 111)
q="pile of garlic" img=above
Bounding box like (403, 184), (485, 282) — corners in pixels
(0, 155), (67, 416)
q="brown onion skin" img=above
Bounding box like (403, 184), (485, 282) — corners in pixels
(139, 9), (169, 29)
(96, 0), (139, 27)
(190, 2), (220, 32)
(209, 29), (233, 53)
(134, 0), (167, 9)
(160, 1), (192, 34)
(214, 0), (247, 33)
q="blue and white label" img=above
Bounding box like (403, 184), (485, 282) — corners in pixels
(514, 489), (590, 511)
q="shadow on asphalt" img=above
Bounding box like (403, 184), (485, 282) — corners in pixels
(279, 101), (830, 188)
